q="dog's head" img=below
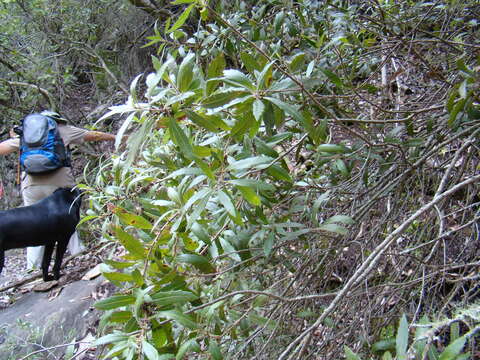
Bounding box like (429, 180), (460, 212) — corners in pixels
(54, 187), (83, 199)
(70, 188), (84, 200)
(54, 187), (84, 215)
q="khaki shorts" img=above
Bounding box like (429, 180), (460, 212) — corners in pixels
(22, 185), (59, 205)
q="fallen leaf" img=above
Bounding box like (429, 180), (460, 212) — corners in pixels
(82, 264), (102, 281)
(33, 280), (58, 292)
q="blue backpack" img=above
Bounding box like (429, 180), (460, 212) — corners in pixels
(19, 113), (71, 174)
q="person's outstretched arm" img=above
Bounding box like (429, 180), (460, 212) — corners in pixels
(0, 140), (17, 155)
(83, 131), (116, 142)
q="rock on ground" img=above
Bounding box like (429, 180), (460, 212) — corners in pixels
(0, 276), (111, 359)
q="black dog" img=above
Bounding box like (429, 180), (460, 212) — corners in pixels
(0, 188), (82, 281)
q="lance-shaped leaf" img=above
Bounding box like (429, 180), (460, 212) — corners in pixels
(336, 159), (350, 177)
(115, 112), (136, 150)
(372, 338), (396, 354)
(448, 98), (466, 127)
(252, 99), (265, 121)
(103, 271), (134, 282)
(241, 51), (261, 73)
(228, 179), (275, 192)
(306, 60), (315, 77)
(164, 167), (204, 180)
(256, 61), (274, 90)
(150, 290), (199, 307)
(321, 68), (344, 88)
(177, 53), (195, 92)
(254, 138), (278, 157)
(264, 232), (274, 257)
(202, 89), (248, 108)
(184, 188), (211, 213)
(77, 215), (98, 227)
(193, 156), (215, 180)
(231, 110), (256, 139)
(209, 341), (223, 360)
(228, 155), (273, 171)
(193, 145), (211, 157)
(413, 315), (430, 355)
(317, 223), (348, 236)
(264, 97), (307, 128)
(289, 52), (306, 72)
(109, 311), (133, 323)
(165, 91), (195, 106)
(267, 164), (292, 183)
(169, 117), (194, 159)
(269, 78), (296, 91)
(187, 192), (211, 227)
(158, 354), (175, 360)
(115, 208), (153, 230)
(317, 143), (352, 154)
(208, 53), (226, 79)
(324, 215), (355, 225)
(344, 346), (362, 360)
(191, 222), (210, 243)
(114, 226), (146, 259)
(237, 185), (262, 206)
(176, 339), (200, 360)
(167, 3), (195, 33)
(157, 310), (198, 329)
(171, 0), (197, 4)
(207, 53), (226, 94)
(104, 259), (136, 269)
(177, 253), (215, 273)
(142, 340), (161, 360)
(219, 237), (241, 261)
(93, 332), (130, 346)
(439, 335), (467, 360)
(130, 73), (143, 103)
(185, 110), (230, 132)
(95, 295), (136, 310)
(223, 69), (255, 90)
(273, 9), (286, 30)
(217, 190), (237, 217)
(396, 314), (408, 360)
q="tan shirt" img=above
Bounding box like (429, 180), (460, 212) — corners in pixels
(4, 124), (89, 190)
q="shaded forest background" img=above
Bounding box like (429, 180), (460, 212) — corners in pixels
(1, 0), (480, 359)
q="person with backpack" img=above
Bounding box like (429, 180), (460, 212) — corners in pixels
(0, 110), (116, 271)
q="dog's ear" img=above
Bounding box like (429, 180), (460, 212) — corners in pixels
(74, 189), (85, 203)
(70, 188), (84, 197)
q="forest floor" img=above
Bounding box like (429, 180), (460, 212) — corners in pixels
(0, 246), (103, 302)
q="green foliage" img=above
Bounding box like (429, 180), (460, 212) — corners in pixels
(346, 305), (480, 359)
(83, 0), (480, 358)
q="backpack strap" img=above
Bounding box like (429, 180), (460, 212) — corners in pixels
(16, 149), (21, 186)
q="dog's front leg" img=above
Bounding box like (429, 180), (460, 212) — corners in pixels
(41, 243), (55, 281)
(52, 237), (68, 280)
(0, 249), (4, 275)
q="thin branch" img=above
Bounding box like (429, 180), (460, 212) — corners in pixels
(278, 174), (480, 360)
(19, 340), (90, 360)
(151, 289), (338, 326)
(0, 79), (55, 109)
(71, 45), (129, 95)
